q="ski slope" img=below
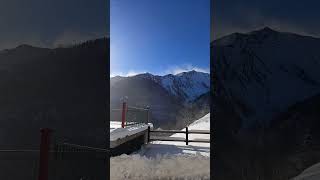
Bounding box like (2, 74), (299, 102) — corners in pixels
(110, 114), (210, 180)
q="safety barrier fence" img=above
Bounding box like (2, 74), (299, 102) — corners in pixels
(147, 126), (210, 145)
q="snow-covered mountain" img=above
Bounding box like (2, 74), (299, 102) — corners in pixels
(119, 70), (210, 102)
(110, 71), (210, 128)
(213, 27), (320, 127)
(157, 71), (210, 102)
(211, 27), (320, 180)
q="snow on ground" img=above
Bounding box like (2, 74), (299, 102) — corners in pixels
(110, 114), (210, 180)
(292, 162), (320, 180)
(110, 153), (210, 180)
(110, 122), (152, 141)
(110, 121), (122, 132)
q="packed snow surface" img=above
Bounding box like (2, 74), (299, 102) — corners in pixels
(110, 122), (152, 141)
(110, 114), (210, 180)
(110, 154), (210, 180)
(110, 121), (122, 131)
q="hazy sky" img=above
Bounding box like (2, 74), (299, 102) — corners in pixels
(212, 0), (320, 41)
(0, 0), (109, 50)
(110, 0), (210, 76)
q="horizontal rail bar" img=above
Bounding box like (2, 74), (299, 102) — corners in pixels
(188, 139), (210, 143)
(127, 106), (149, 111)
(60, 143), (109, 152)
(150, 137), (210, 143)
(188, 130), (210, 134)
(150, 129), (210, 134)
(0, 149), (39, 152)
(150, 130), (186, 133)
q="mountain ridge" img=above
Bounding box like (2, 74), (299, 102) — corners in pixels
(111, 70), (210, 102)
(212, 27), (320, 128)
(110, 70), (210, 128)
(211, 27), (320, 180)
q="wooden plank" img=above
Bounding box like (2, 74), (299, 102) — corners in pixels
(150, 136), (185, 142)
(188, 130), (210, 134)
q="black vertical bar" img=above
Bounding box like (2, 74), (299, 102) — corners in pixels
(147, 126), (150, 143)
(186, 127), (188, 145)
(147, 106), (150, 124)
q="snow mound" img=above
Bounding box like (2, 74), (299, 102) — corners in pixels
(110, 153), (210, 180)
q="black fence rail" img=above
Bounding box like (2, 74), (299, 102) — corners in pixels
(147, 126), (210, 145)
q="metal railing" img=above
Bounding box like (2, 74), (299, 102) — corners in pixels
(47, 131), (108, 180)
(110, 104), (150, 127)
(147, 126), (210, 145)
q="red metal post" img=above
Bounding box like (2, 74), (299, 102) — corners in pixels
(38, 128), (52, 180)
(121, 102), (127, 128)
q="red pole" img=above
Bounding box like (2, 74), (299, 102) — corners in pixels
(38, 128), (52, 180)
(121, 102), (127, 128)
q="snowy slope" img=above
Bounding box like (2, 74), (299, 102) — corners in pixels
(213, 27), (320, 126)
(159, 71), (210, 102)
(292, 162), (320, 180)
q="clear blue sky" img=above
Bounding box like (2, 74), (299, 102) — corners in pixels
(110, 0), (210, 76)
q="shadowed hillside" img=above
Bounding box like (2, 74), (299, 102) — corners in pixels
(212, 27), (320, 180)
(0, 38), (109, 148)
